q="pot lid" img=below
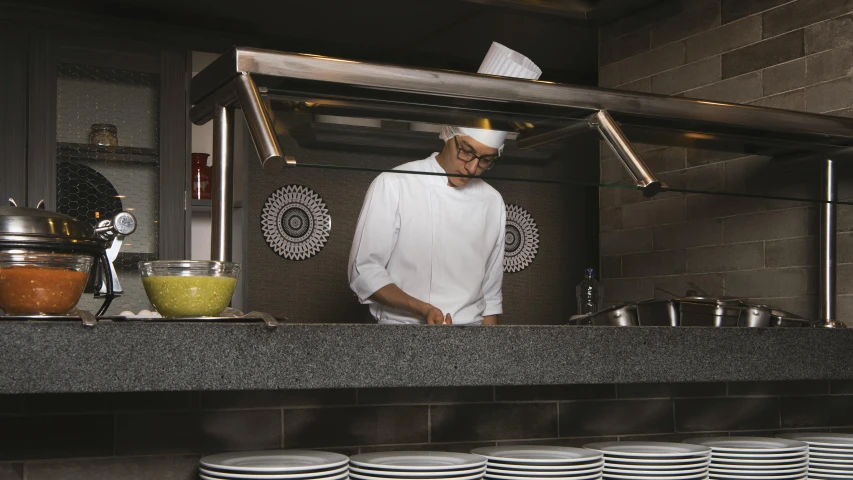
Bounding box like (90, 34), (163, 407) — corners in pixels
(0, 200), (105, 251)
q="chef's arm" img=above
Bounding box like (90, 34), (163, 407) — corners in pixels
(369, 284), (450, 325)
(481, 204), (507, 322)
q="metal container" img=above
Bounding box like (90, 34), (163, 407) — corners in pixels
(587, 304), (638, 326)
(679, 298), (743, 327)
(0, 200), (136, 316)
(635, 299), (679, 326)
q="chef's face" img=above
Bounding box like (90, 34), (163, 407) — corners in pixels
(441, 136), (500, 187)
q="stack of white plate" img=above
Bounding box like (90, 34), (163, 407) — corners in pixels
(349, 451), (487, 480)
(683, 437), (808, 480)
(199, 450), (349, 480)
(777, 432), (853, 479)
(584, 441), (710, 480)
(470, 445), (604, 480)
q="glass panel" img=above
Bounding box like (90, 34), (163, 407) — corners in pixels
(243, 96), (841, 325)
(55, 63), (160, 314)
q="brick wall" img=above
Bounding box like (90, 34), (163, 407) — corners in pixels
(2, 381), (853, 479)
(598, 0), (853, 323)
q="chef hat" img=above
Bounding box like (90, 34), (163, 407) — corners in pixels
(441, 42), (542, 154)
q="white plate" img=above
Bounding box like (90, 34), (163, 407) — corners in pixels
(709, 465), (806, 475)
(710, 461), (807, 470)
(201, 451), (349, 473)
(487, 465), (601, 476)
(351, 452), (487, 472)
(585, 441), (710, 458)
(808, 451), (853, 459)
(809, 461), (853, 468)
(603, 465), (707, 475)
(200, 466), (347, 479)
(350, 466), (485, 478)
(809, 466), (853, 474)
(806, 473), (853, 479)
(684, 437), (807, 453)
(807, 446), (853, 454)
(484, 472), (600, 480)
(350, 472), (482, 480)
(200, 474), (346, 480)
(604, 461), (709, 471)
(597, 472), (705, 480)
(704, 473), (805, 480)
(777, 433), (853, 448)
(471, 446), (602, 464)
(710, 451), (808, 459)
(603, 455), (707, 465)
(486, 461), (604, 472)
(710, 455), (807, 465)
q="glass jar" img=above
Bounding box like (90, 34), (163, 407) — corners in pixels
(89, 124), (118, 146)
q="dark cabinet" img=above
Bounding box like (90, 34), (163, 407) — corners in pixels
(0, 30), (190, 314)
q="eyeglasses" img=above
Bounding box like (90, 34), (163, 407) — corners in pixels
(454, 137), (499, 171)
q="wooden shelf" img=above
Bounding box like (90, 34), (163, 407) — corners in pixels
(57, 142), (159, 165)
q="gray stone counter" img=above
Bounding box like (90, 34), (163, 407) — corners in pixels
(0, 321), (849, 393)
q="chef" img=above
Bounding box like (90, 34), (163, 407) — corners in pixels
(347, 42), (542, 325)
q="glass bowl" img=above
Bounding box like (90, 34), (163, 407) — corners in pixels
(139, 260), (240, 317)
(0, 251), (94, 315)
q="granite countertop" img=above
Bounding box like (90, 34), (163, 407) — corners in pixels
(1, 321), (851, 394)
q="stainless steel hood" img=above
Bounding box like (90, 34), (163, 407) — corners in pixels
(190, 46), (853, 328)
(191, 47), (853, 158)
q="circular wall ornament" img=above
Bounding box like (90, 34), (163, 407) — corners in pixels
(504, 203), (539, 273)
(261, 185), (331, 260)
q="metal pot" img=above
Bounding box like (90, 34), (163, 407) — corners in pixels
(679, 298), (743, 327)
(0, 199), (136, 316)
(635, 299), (679, 326)
(588, 304), (639, 326)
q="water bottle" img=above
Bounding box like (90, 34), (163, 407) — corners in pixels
(576, 268), (603, 315)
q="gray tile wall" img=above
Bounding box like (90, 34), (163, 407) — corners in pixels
(598, 0), (853, 322)
(2, 382), (853, 478)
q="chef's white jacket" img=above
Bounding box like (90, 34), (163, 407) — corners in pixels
(348, 154), (506, 325)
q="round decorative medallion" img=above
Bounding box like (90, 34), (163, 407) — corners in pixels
(504, 203), (539, 273)
(261, 185), (331, 260)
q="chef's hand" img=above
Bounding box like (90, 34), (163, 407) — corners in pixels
(424, 305), (452, 325)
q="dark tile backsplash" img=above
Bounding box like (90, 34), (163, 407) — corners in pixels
(674, 397), (781, 432)
(599, 0), (853, 321)
(560, 399), (674, 436)
(431, 403), (558, 442)
(2, 382), (853, 474)
(0, 414), (114, 461)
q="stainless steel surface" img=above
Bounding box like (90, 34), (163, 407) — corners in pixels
(190, 48), (853, 156)
(516, 119), (591, 150)
(589, 304), (638, 326)
(591, 109), (663, 196)
(680, 300), (742, 327)
(233, 73), (285, 174)
(742, 305), (773, 328)
(819, 159), (844, 328)
(576, 299), (811, 327)
(212, 105), (234, 263)
(635, 299), (679, 326)
(0, 203), (104, 251)
(95, 212), (137, 295)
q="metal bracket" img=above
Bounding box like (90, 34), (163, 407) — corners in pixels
(817, 159), (845, 328)
(244, 311), (280, 328)
(516, 109), (665, 197)
(233, 73), (287, 174)
(590, 110), (664, 197)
